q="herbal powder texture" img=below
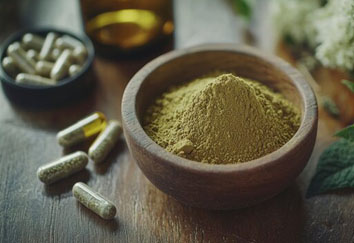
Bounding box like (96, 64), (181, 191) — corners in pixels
(144, 74), (300, 164)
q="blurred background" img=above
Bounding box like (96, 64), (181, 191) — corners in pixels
(0, 0), (273, 51)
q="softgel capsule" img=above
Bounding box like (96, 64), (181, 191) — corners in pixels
(57, 112), (107, 147)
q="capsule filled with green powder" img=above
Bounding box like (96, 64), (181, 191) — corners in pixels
(37, 151), (88, 184)
(88, 120), (122, 164)
(73, 182), (116, 220)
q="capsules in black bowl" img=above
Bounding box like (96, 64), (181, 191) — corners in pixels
(0, 28), (95, 108)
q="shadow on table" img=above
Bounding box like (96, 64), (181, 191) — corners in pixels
(75, 200), (120, 233)
(61, 136), (97, 155)
(94, 138), (126, 175)
(8, 93), (97, 131)
(43, 169), (91, 197)
(148, 183), (305, 243)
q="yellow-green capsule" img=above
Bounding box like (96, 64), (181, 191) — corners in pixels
(73, 182), (116, 220)
(57, 112), (107, 147)
(37, 151), (88, 184)
(89, 120), (122, 164)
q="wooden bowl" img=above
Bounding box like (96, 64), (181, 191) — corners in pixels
(121, 44), (318, 210)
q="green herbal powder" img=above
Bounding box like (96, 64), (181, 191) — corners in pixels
(143, 73), (300, 164)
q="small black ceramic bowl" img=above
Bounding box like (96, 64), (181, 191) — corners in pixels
(0, 27), (95, 108)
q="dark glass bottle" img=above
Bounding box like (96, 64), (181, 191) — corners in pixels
(79, 0), (174, 55)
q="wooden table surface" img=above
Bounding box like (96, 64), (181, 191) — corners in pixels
(1, 1), (353, 242)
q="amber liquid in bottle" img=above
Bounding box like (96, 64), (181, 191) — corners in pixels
(80, 0), (174, 52)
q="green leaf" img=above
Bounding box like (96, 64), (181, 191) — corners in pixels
(335, 124), (354, 142)
(283, 34), (296, 46)
(322, 96), (340, 118)
(232, 0), (252, 20)
(320, 0), (328, 6)
(307, 139), (354, 197)
(342, 79), (354, 93)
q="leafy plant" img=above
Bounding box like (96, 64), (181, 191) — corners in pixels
(307, 80), (354, 197)
(342, 79), (354, 93)
(307, 139), (354, 197)
(322, 96), (340, 118)
(335, 124), (354, 142)
(231, 0), (254, 20)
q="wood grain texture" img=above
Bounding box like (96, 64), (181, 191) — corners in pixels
(0, 0), (354, 242)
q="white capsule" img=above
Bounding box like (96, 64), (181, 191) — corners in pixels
(50, 49), (72, 80)
(7, 42), (36, 74)
(2, 56), (17, 76)
(73, 182), (116, 220)
(55, 35), (84, 49)
(26, 49), (38, 62)
(89, 120), (122, 164)
(68, 64), (82, 77)
(16, 73), (56, 86)
(56, 112), (107, 147)
(37, 151), (88, 184)
(39, 32), (58, 60)
(7, 42), (27, 57)
(22, 33), (44, 50)
(55, 38), (66, 50)
(35, 60), (54, 77)
(72, 46), (88, 64)
(51, 48), (62, 61)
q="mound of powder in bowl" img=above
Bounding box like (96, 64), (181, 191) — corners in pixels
(143, 73), (301, 164)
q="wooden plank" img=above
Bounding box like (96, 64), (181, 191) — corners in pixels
(0, 0), (353, 242)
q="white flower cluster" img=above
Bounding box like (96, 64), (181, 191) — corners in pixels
(312, 0), (354, 70)
(271, 0), (321, 46)
(272, 0), (354, 71)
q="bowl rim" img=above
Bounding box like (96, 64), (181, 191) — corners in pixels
(121, 43), (318, 174)
(0, 26), (95, 90)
